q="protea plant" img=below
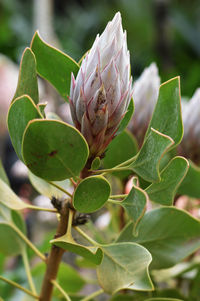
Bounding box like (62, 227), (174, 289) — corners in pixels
(69, 12), (132, 159)
(128, 63), (160, 146)
(178, 88), (200, 164)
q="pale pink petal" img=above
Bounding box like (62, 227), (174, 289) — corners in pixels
(101, 60), (118, 91)
(81, 112), (93, 146)
(84, 66), (101, 100)
(69, 72), (76, 100)
(75, 88), (86, 123)
(92, 106), (108, 135)
(87, 84), (107, 123)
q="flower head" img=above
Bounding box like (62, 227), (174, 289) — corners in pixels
(128, 63), (160, 146)
(178, 88), (200, 164)
(69, 12), (132, 158)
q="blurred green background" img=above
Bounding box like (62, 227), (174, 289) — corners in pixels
(0, 0), (200, 97)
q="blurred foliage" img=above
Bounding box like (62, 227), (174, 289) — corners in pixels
(0, 0), (32, 61)
(0, 0), (200, 97)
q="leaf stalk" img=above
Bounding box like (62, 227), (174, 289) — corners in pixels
(0, 276), (39, 299)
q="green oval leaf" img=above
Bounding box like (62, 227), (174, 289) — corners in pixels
(145, 77), (183, 148)
(75, 257), (96, 269)
(146, 157), (189, 206)
(104, 130), (138, 179)
(117, 207), (200, 269)
(0, 223), (23, 256)
(11, 210), (26, 235)
(13, 48), (39, 104)
(178, 160), (200, 198)
(0, 206), (26, 256)
(91, 157), (101, 170)
(0, 179), (28, 210)
(7, 95), (42, 161)
(22, 119), (89, 181)
(73, 176), (111, 213)
(129, 128), (174, 182)
(57, 262), (85, 294)
(0, 160), (9, 186)
(51, 234), (103, 265)
(97, 242), (153, 294)
(31, 31), (79, 100)
(121, 178), (147, 234)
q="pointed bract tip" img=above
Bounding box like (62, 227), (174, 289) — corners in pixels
(113, 12), (122, 21)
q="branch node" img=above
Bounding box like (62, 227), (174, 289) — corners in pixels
(51, 196), (62, 211)
(73, 213), (90, 226)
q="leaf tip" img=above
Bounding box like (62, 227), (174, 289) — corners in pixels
(30, 30), (40, 48)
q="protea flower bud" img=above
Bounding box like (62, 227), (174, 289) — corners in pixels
(69, 12), (132, 158)
(178, 88), (200, 164)
(128, 63), (160, 146)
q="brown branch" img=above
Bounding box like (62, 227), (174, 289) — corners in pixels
(39, 200), (69, 301)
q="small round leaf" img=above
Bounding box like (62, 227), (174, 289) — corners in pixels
(22, 119), (89, 181)
(91, 157), (101, 170)
(73, 176), (111, 213)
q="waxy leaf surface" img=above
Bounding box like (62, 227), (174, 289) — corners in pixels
(31, 31), (79, 100)
(0, 160), (9, 186)
(73, 176), (110, 213)
(117, 98), (134, 135)
(13, 48), (39, 104)
(22, 119), (89, 180)
(0, 223), (24, 256)
(117, 207), (200, 269)
(145, 77), (182, 148)
(0, 179), (28, 210)
(57, 262), (85, 294)
(0, 206), (26, 256)
(129, 128), (174, 182)
(8, 95), (41, 161)
(51, 234), (103, 265)
(97, 242), (153, 294)
(120, 179), (147, 234)
(103, 130), (138, 179)
(178, 160), (200, 198)
(91, 157), (101, 170)
(146, 157), (189, 206)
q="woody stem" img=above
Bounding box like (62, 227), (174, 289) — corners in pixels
(39, 200), (70, 301)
